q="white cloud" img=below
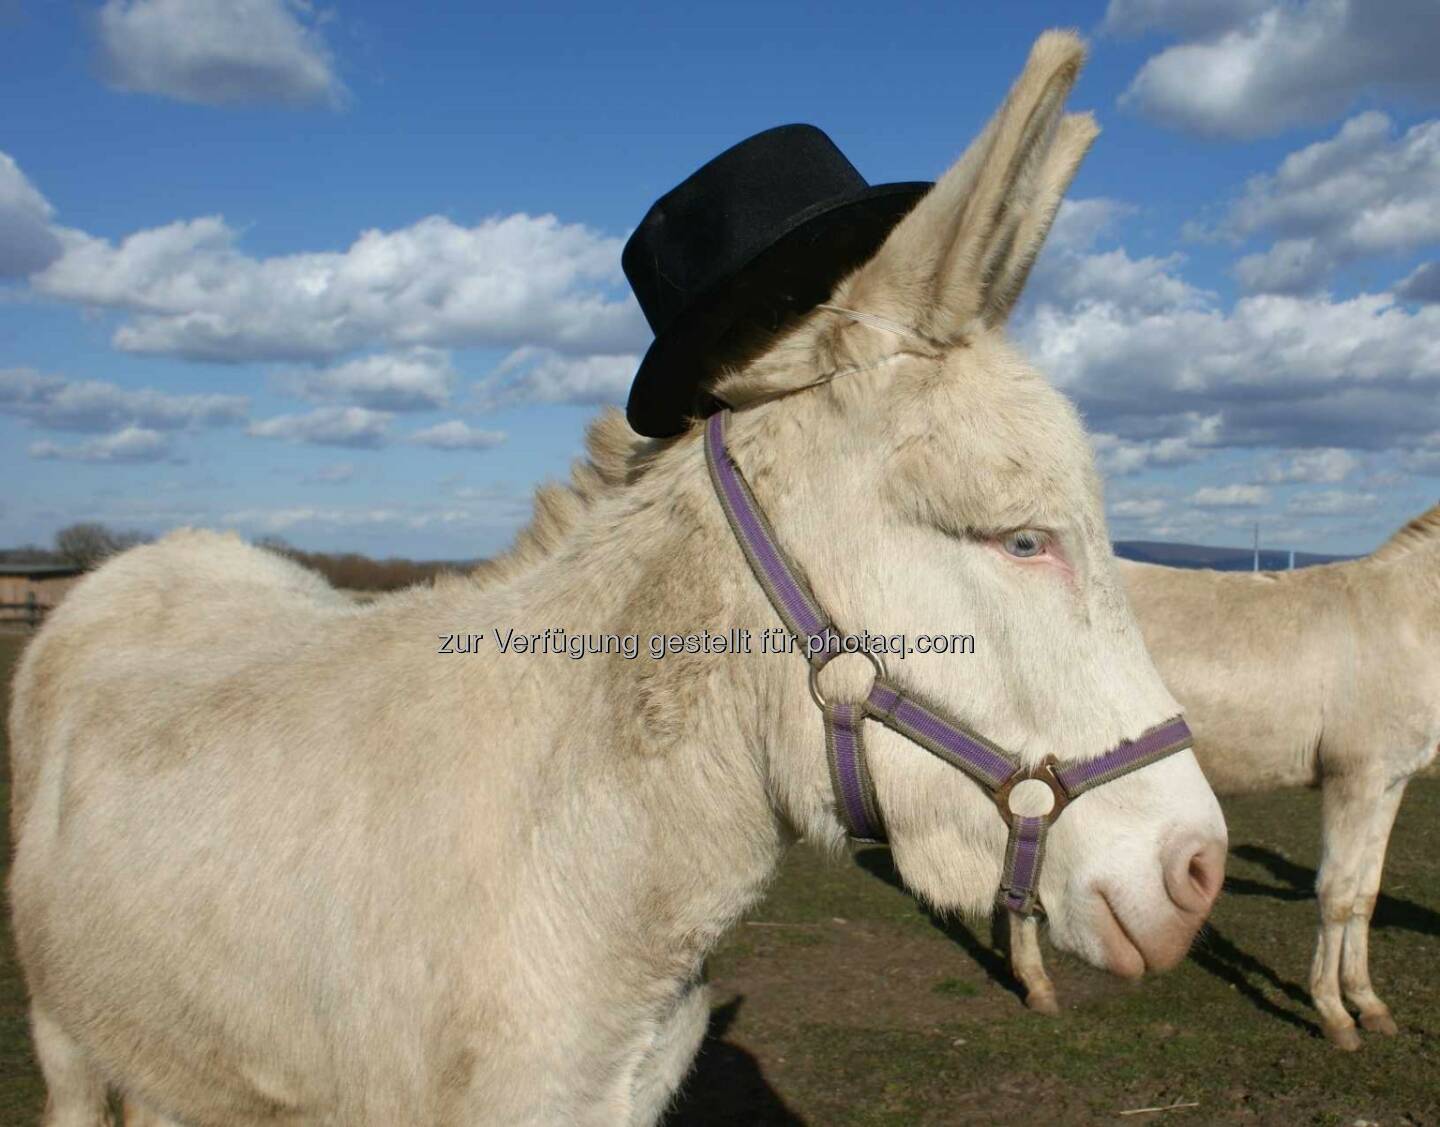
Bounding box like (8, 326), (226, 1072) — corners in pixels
(1396, 261), (1440, 304)
(0, 152), (62, 276)
(1046, 198), (1137, 254)
(1037, 248), (1207, 313)
(1020, 288), (1440, 452)
(1103, 0), (1270, 38)
(406, 420), (506, 451)
(1258, 448), (1358, 484)
(0, 366), (246, 432)
(1191, 484), (1269, 507)
(31, 212), (644, 364)
(218, 503), (520, 533)
(1111, 503), (1332, 547)
(1401, 434), (1440, 475)
(446, 482), (522, 502)
(1116, 1), (1440, 138)
(305, 462), (356, 484)
(247, 406), (391, 448)
(1286, 488), (1380, 516)
(1020, 199), (1440, 507)
(276, 347), (456, 411)
(1024, 199), (1212, 317)
(221, 506), (456, 532)
(1109, 497), (1168, 519)
(1091, 414), (1221, 476)
(6, 484), (535, 556)
(1224, 113), (1440, 292)
(29, 425), (173, 463)
(277, 481), (537, 535)
(477, 347), (638, 408)
(95, 0), (345, 109)
(1232, 239), (1334, 296)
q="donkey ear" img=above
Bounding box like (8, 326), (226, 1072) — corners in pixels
(833, 30), (1094, 340)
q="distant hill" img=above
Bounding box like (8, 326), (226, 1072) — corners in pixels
(1113, 540), (1357, 571)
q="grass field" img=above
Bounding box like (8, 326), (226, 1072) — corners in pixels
(1, 631), (1436, 1125)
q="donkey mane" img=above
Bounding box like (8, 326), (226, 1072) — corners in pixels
(1368, 500), (1440, 562)
(469, 326), (809, 587)
(471, 409), (659, 585)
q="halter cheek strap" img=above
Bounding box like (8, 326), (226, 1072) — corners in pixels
(704, 409), (1194, 916)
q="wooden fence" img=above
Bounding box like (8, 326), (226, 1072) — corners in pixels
(0, 594), (48, 629)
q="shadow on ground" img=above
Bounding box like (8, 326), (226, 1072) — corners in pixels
(855, 840), (1331, 1040)
(851, 846), (1027, 1005)
(667, 998), (805, 1126)
(1188, 923), (1320, 1037)
(1230, 844), (1440, 937)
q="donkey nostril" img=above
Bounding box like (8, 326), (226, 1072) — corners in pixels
(1166, 839), (1226, 915)
(1190, 855), (1212, 893)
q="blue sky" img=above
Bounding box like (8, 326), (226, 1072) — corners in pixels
(3, 0), (1439, 559)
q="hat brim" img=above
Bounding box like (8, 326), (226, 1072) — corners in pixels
(625, 180), (931, 438)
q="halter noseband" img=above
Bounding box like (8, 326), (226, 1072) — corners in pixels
(704, 409), (1193, 916)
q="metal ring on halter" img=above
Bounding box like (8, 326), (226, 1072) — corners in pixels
(808, 647), (886, 709)
(991, 755), (1072, 822)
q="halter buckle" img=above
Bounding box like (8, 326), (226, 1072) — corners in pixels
(993, 756), (1071, 823)
(807, 647), (886, 709)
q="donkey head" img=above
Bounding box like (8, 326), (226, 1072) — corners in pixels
(710, 31), (1226, 977)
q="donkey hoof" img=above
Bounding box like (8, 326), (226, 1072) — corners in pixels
(1025, 989), (1060, 1016)
(1360, 1009), (1398, 1036)
(1323, 1022), (1362, 1051)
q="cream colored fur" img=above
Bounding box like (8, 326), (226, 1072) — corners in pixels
(1006, 504), (1440, 1047)
(9, 32), (1225, 1126)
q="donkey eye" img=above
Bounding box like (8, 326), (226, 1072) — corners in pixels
(1001, 530), (1048, 558)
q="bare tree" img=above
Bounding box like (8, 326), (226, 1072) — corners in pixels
(250, 535), (464, 591)
(0, 545), (61, 564)
(54, 522), (150, 570)
(253, 535), (296, 556)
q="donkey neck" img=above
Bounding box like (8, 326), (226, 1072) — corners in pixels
(1371, 536), (1440, 579)
(1351, 541), (1440, 634)
(480, 423), (825, 973)
(504, 419), (818, 761)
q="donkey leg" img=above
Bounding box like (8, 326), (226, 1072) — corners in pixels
(629, 981), (710, 1127)
(1341, 778), (1409, 1036)
(32, 1006), (113, 1127)
(1309, 770), (1383, 1051)
(1007, 911), (1059, 1015)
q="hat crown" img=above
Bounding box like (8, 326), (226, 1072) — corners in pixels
(620, 124), (929, 437)
(622, 125), (870, 336)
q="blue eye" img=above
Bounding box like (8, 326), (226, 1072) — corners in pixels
(1002, 530), (1047, 558)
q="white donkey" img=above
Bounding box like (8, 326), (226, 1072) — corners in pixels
(9, 33), (1226, 1127)
(1006, 506), (1440, 1050)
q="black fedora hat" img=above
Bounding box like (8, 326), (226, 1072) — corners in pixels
(623, 125), (930, 438)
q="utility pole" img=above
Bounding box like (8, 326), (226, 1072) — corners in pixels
(1288, 548), (1296, 570)
(1253, 521), (1260, 572)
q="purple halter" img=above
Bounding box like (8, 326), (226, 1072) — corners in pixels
(704, 410), (1194, 916)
